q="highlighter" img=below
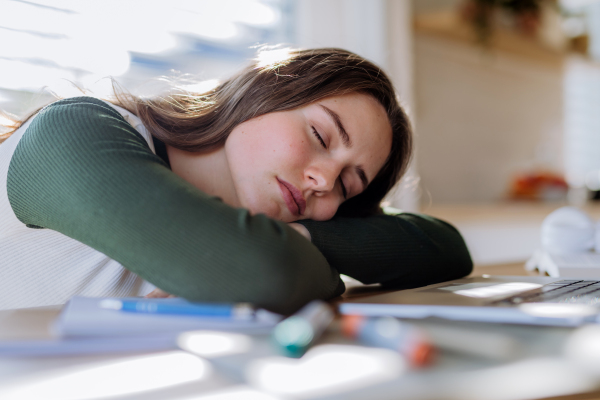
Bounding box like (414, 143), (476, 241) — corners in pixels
(272, 300), (334, 358)
(341, 315), (434, 367)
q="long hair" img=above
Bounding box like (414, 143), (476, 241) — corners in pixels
(1, 47), (412, 217)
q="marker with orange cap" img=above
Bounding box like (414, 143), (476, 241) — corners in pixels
(341, 315), (434, 367)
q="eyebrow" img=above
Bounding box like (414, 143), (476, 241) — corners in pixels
(319, 105), (351, 148)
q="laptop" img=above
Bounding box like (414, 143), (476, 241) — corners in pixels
(340, 275), (600, 326)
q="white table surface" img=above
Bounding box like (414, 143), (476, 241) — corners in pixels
(1, 298), (600, 400)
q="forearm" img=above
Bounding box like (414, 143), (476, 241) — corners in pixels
(298, 213), (473, 289)
(8, 97), (344, 314)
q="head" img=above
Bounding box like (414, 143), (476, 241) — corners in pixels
(125, 48), (413, 219)
(223, 91), (392, 222)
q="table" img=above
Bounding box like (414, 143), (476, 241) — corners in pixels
(475, 263), (600, 400)
(471, 262), (541, 277)
(3, 264), (600, 400)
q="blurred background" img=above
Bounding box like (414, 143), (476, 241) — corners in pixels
(1, 0), (600, 267)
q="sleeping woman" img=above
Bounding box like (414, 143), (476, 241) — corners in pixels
(0, 48), (472, 314)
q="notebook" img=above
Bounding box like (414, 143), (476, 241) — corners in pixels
(0, 303), (177, 356)
(0, 297), (281, 356)
(340, 275), (600, 326)
(54, 297), (282, 337)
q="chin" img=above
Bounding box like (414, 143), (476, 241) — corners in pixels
(244, 200), (285, 221)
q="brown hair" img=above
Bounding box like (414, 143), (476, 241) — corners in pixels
(2, 47), (412, 217)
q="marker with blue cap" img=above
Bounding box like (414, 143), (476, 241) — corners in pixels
(272, 300), (334, 358)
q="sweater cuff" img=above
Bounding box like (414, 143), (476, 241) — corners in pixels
(296, 219), (335, 253)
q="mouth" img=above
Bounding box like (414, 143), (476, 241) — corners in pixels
(276, 178), (306, 216)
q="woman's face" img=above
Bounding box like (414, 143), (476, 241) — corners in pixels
(224, 92), (392, 223)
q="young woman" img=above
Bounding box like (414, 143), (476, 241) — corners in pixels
(0, 48), (472, 314)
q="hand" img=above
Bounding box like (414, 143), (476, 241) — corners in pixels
(145, 288), (176, 298)
(288, 223), (311, 241)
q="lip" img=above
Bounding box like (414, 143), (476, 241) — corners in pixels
(276, 178), (306, 216)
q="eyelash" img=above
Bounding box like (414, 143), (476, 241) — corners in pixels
(312, 126), (327, 149)
(339, 178), (347, 199)
(311, 126), (348, 199)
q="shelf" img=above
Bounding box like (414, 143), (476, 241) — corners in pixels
(414, 11), (565, 67)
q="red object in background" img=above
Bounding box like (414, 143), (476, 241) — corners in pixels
(509, 171), (568, 201)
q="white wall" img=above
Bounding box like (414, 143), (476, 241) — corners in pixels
(294, 0), (388, 67)
(564, 57), (600, 191)
(414, 34), (564, 203)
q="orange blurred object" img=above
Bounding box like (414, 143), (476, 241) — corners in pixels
(509, 171), (568, 201)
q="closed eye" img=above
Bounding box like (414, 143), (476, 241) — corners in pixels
(312, 126), (327, 149)
(339, 177), (347, 199)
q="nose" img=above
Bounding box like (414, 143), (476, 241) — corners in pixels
(305, 161), (341, 193)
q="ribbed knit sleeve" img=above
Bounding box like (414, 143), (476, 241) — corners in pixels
(297, 213), (473, 289)
(6, 97), (344, 314)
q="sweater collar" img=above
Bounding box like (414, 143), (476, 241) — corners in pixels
(152, 137), (171, 169)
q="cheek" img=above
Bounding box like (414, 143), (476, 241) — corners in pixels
(235, 130), (308, 167)
(228, 133), (275, 175)
(309, 198), (340, 221)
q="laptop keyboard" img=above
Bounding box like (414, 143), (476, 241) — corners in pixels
(491, 280), (600, 306)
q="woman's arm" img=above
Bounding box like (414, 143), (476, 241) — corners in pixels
(297, 212), (473, 289)
(7, 97), (344, 314)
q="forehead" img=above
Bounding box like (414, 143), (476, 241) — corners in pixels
(316, 93), (392, 176)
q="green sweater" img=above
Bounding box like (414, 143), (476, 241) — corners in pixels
(6, 97), (472, 314)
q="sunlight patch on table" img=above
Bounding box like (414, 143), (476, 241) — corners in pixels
(0, 351), (210, 400)
(246, 344), (405, 398)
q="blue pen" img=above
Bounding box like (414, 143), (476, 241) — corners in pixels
(99, 299), (255, 320)
(272, 300), (333, 358)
